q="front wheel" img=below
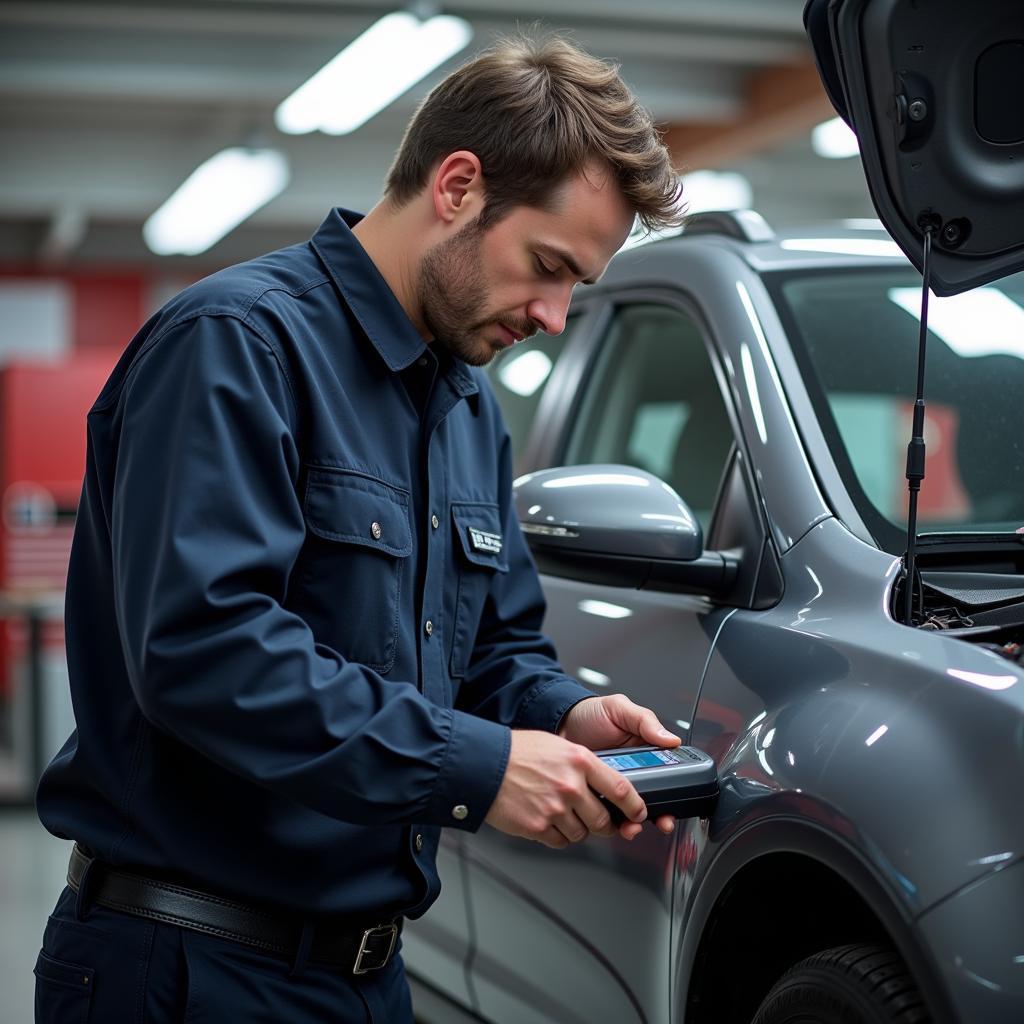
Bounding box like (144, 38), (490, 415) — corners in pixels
(751, 944), (930, 1024)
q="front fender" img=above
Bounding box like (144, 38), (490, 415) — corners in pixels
(671, 811), (956, 1024)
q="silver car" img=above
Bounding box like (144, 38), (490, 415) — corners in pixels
(402, 211), (1024, 1024)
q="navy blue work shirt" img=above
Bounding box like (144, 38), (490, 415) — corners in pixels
(37, 208), (593, 920)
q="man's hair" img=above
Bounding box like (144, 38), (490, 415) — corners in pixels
(384, 34), (684, 233)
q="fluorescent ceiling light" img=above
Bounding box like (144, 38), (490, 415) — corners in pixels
(497, 349), (553, 397)
(681, 170), (752, 215)
(619, 181), (688, 252)
(577, 600), (634, 620)
(577, 666), (611, 687)
(144, 147), (289, 256)
(619, 219), (684, 253)
(781, 238), (904, 258)
(812, 117), (859, 159)
(276, 12), (473, 136)
(888, 287), (1024, 360)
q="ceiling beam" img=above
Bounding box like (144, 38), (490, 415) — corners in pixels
(0, 0), (810, 36)
(662, 58), (835, 172)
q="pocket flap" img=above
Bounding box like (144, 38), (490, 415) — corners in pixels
(452, 502), (509, 572)
(304, 469), (412, 557)
(34, 949), (94, 990)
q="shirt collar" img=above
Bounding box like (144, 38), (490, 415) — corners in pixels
(310, 208), (479, 400)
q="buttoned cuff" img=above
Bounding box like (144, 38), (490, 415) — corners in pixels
(513, 678), (596, 734)
(426, 709), (511, 832)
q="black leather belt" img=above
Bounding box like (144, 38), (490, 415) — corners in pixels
(67, 844), (401, 975)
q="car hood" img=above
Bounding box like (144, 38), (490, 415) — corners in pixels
(805, 0), (1024, 296)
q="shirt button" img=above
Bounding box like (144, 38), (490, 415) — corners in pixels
(451, 805), (468, 821)
(417, 357), (428, 367)
(414, 833), (424, 851)
(431, 514), (439, 530)
(370, 521), (382, 540)
(424, 620), (433, 637)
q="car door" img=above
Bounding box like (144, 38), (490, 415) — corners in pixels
(402, 308), (600, 1012)
(465, 295), (758, 1024)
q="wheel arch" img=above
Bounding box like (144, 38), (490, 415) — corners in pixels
(673, 817), (956, 1024)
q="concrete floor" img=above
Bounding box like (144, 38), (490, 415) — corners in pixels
(0, 808), (73, 1023)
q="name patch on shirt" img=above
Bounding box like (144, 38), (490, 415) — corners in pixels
(468, 527), (503, 556)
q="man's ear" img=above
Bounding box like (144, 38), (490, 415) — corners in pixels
(431, 151), (484, 225)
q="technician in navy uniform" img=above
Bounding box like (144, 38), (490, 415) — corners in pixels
(35, 35), (685, 1023)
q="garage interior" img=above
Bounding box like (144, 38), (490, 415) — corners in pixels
(2, 2), (885, 1019)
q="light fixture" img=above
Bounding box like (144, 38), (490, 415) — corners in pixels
(275, 12), (473, 136)
(681, 170), (752, 214)
(577, 599), (634, 620)
(497, 349), (553, 397)
(811, 116), (860, 159)
(143, 147), (289, 256)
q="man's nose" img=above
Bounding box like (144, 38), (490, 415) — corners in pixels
(526, 287), (572, 336)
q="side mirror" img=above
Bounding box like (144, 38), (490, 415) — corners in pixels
(514, 464), (738, 596)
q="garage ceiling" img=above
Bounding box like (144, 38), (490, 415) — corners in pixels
(0, 0), (874, 269)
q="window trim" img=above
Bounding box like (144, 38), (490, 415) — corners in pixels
(547, 287), (773, 608)
(519, 298), (612, 473)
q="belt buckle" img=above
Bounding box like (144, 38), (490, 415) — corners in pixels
(353, 923), (398, 975)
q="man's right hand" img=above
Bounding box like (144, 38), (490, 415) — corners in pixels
(484, 729), (648, 849)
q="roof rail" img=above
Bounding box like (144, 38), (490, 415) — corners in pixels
(683, 210), (775, 243)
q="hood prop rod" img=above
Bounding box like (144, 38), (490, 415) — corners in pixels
(903, 224), (936, 626)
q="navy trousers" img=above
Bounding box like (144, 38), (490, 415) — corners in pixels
(35, 888), (414, 1023)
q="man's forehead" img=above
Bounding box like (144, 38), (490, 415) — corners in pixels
(518, 182), (633, 279)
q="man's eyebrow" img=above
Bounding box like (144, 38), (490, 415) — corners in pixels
(538, 244), (600, 285)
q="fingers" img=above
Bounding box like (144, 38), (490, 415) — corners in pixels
(573, 792), (617, 838)
(605, 694), (681, 748)
(618, 814), (676, 841)
(583, 752), (647, 825)
(537, 826), (570, 850)
(618, 820), (644, 841)
(553, 810), (592, 845)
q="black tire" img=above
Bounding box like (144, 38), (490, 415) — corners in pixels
(751, 943), (931, 1024)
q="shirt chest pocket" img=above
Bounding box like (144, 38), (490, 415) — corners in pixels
(300, 468), (412, 673)
(449, 502), (508, 678)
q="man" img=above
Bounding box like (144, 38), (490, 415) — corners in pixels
(35, 34), (686, 1023)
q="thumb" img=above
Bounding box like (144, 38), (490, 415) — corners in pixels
(611, 696), (680, 747)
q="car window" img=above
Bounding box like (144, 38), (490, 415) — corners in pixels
(563, 303), (734, 531)
(484, 317), (580, 465)
(769, 268), (1024, 549)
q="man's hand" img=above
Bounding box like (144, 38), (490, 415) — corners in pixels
(558, 694), (681, 840)
(485, 729), (648, 849)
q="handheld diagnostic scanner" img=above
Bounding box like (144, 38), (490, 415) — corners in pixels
(597, 745), (719, 822)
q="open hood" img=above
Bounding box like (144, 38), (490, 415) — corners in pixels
(805, 0), (1024, 296)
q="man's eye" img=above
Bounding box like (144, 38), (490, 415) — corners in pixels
(535, 257), (556, 276)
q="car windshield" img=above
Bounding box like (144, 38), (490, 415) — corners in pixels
(767, 265), (1024, 553)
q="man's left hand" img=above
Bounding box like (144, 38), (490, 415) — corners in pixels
(558, 694), (681, 840)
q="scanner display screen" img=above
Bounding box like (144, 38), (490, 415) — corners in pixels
(600, 749), (685, 771)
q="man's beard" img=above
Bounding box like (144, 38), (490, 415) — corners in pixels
(418, 219), (534, 366)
